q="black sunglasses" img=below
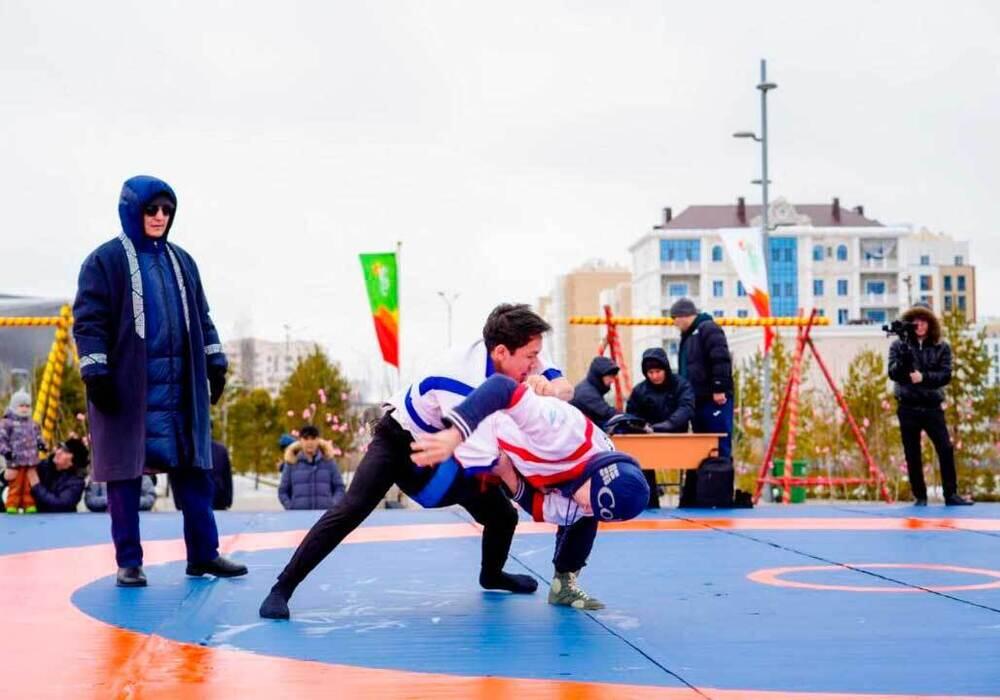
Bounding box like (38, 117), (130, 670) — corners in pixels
(143, 203), (175, 217)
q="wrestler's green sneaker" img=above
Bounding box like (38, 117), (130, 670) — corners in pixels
(548, 570), (605, 610)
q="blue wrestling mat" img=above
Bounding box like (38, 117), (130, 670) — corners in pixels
(4, 505), (999, 699)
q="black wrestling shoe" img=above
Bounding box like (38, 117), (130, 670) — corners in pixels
(913, 498), (928, 506)
(944, 494), (974, 506)
(116, 566), (147, 587)
(186, 556), (248, 578)
(259, 589), (291, 619)
(479, 569), (538, 594)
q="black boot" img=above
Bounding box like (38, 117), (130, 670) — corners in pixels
(116, 566), (147, 587)
(913, 497), (928, 506)
(186, 556), (248, 577)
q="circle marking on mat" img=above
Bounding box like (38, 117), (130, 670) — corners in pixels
(748, 563), (1000, 592)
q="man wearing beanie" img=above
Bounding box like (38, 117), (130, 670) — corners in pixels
(73, 175), (246, 587)
(888, 302), (972, 506)
(670, 297), (734, 457)
(412, 373), (651, 610)
(626, 347), (695, 506)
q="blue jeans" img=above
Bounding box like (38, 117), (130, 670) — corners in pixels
(693, 398), (734, 458)
(107, 468), (219, 568)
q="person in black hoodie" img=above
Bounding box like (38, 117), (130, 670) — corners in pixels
(26, 438), (88, 513)
(570, 356), (620, 428)
(670, 298), (734, 457)
(626, 347), (695, 507)
(888, 303), (972, 506)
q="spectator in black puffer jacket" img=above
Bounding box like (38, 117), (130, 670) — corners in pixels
(626, 347), (695, 508)
(670, 298), (734, 457)
(26, 438), (89, 513)
(569, 356), (621, 429)
(278, 426), (346, 510)
(888, 303), (972, 506)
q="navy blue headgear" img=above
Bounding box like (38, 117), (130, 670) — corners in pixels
(559, 451), (649, 522)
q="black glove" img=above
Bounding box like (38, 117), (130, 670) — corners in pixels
(2, 452), (12, 463)
(84, 374), (117, 414)
(651, 421), (676, 433)
(208, 366), (226, 406)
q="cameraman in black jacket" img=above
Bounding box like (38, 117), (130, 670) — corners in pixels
(887, 303), (972, 506)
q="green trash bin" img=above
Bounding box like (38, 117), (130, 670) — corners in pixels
(772, 459), (808, 503)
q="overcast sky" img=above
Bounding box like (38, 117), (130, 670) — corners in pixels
(2, 1), (999, 390)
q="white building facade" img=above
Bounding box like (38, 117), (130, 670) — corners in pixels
(629, 197), (974, 372)
(223, 338), (319, 395)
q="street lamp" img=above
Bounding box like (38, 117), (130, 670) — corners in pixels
(734, 59), (778, 468)
(437, 291), (459, 348)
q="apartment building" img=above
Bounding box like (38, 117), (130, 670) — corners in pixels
(628, 197), (975, 372)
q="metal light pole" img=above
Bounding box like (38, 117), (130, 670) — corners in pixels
(437, 291), (459, 348)
(734, 59), (778, 465)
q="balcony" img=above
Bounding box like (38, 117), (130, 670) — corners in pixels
(660, 260), (700, 273)
(860, 256), (898, 271)
(860, 293), (889, 306)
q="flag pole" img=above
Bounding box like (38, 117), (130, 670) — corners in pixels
(395, 240), (402, 393)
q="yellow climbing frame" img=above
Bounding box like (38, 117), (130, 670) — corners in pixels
(0, 305), (74, 445)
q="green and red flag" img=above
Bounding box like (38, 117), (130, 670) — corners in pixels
(359, 252), (399, 367)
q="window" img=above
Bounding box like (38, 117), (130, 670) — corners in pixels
(660, 239), (700, 263)
(667, 282), (689, 297)
(944, 275), (952, 292)
(813, 279), (824, 296)
(919, 275), (932, 291)
(958, 275), (966, 292)
(958, 295), (966, 311)
(920, 295), (933, 308)
(712, 280), (724, 297)
(813, 245), (823, 261)
(836, 245), (848, 261)
(737, 281), (746, 297)
(865, 280), (886, 295)
(838, 309), (849, 324)
(737, 309), (749, 318)
(837, 279), (848, 296)
(816, 308), (826, 317)
(769, 237), (798, 316)
(711, 245), (723, 262)
(713, 310), (724, 318)
(864, 309), (887, 324)
(944, 296), (953, 311)
(920, 254), (930, 265)
(955, 255), (964, 265)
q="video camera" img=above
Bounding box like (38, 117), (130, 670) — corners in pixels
(882, 319), (917, 342)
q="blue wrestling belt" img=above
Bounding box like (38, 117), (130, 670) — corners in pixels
(411, 457), (461, 507)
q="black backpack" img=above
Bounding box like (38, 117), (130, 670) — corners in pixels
(679, 454), (734, 508)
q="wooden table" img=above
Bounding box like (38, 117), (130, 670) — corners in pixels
(611, 433), (726, 504)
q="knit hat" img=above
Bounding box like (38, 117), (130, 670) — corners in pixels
(559, 451), (650, 522)
(669, 297), (698, 318)
(278, 433), (297, 449)
(8, 390), (31, 413)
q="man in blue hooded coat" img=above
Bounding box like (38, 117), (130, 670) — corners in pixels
(73, 175), (247, 587)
